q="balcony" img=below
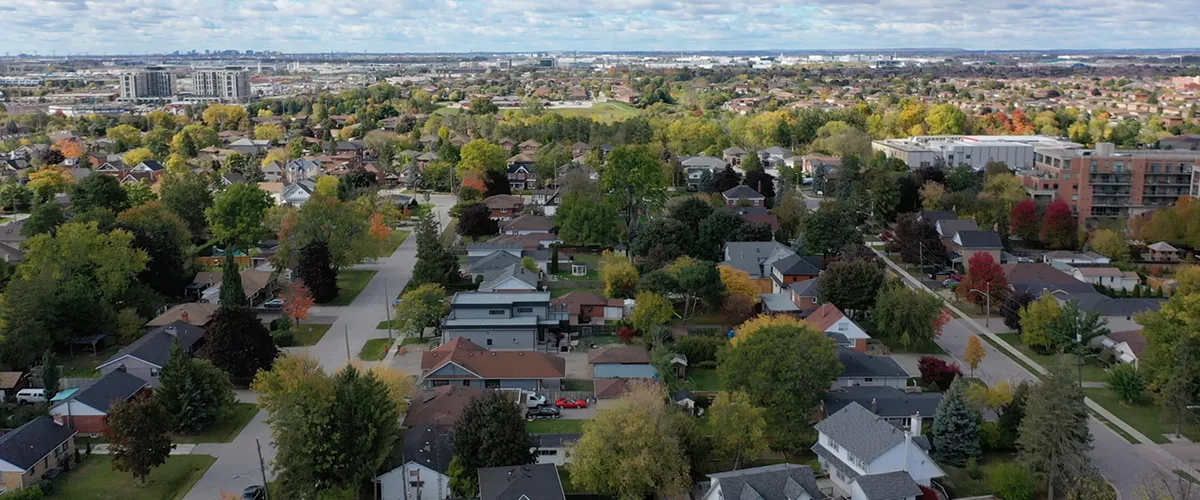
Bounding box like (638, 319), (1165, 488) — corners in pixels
(1088, 175), (1131, 185)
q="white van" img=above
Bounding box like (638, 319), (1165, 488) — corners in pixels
(15, 388), (45, 404)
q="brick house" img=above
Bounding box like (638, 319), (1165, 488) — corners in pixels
(49, 370), (149, 434)
(0, 417), (76, 492)
(484, 194), (524, 220)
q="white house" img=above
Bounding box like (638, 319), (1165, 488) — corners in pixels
(380, 426), (453, 500)
(701, 464), (823, 500)
(1043, 251), (1111, 266)
(280, 178), (316, 207)
(812, 403), (943, 500)
(532, 434), (579, 466)
(1070, 266), (1140, 292)
(805, 303), (871, 352)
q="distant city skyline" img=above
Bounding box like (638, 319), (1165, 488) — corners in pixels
(2, 0), (1198, 55)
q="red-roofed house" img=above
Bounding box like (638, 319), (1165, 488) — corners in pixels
(549, 291), (624, 325)
(420, 338), (565, 391)
(804, 303), (871, 352)
(402, 385), (489, 428)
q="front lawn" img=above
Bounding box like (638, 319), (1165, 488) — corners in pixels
(526, 418), (587, 434)
(995, 333), (1108, 382)
(61, 345), (122, 378)
(1082, 388), (1200, 444)
(327, 270), (378, 306)
(291, 323), (331, 347)
(687, 368), (724, 392)
(49, 455), (216, 500)
(879, 336), (948, 355)
(358, 338), (394, 361)
(172, 402), (258, 444)
(384, 230), (411, 254)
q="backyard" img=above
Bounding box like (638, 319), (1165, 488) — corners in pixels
(526, 418), (588, 434)
(328, 270), (378, 306)
(49, 455), (215, 500)
(61, 345), (121, 378)
(554, 253), (601, 280)
(686, 368), (724, 392)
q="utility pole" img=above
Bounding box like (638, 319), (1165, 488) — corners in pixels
(344, 325), (351, 362)
(256, 439), (270, 500)
(383, 279), (394, 341)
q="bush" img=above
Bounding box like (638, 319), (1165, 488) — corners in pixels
(674, 336), (726, 366)
(1106, 363), (1146, 404)
(979, 421), (1004, 452)
(272, 329), (294, 348)
(918, 356), (962, 391)
(985, 462), (1037, 500)
(0, 486), (45, 499)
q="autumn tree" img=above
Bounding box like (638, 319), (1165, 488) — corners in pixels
(963, 335), (986, 377)
(631, 291), (673, 333)
(919, 181), (946, 211)
(27, 167), (73, 204)
(872, 280), (948, 350)
(1009, 199), (1040, 242)
(818, 259), (884, 319)
(107, 395), (173, 486)
(393, 283), (447, 339)
(281, 281), (315, 325)
(1087, 229), (1129, 263)
(456, 139), (507, 179)
(708, 391), (769, 470)
(600, 252), (639, 299)
(1020, 295), (1063, 351)
(1040, 199), (1078, 250)
(956, 252), (1008, 311)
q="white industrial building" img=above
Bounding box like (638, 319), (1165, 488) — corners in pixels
(873, 135), (1080, 170)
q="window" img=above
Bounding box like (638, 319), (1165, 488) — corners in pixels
(485, 380), (500, 389)
(489, 310), (505, 315)
(825, 436), (840, 453)
(864, 378), (874, 382)
(517, 307), (533, 313)
(486, 339), (493, 346)
(409, 481), (425, 488)
(1064, 173), (1070, 180)
(461, 380), (470, 387)
(538, 450), (558, 456)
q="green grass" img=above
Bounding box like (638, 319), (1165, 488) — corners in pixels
(686, 368), (724, 392)
(327, 269), (377, 306)
(880, 336), (948, 355)
(978, 334), (1044, 378)
(268, 482), (354, 499)
(550, 287), (599, 298)
(526, 418), (588, 433)
(669, 312), (726, 326)
(49, 454), (216, 500)
(399, 336), (428, 347)
(384, 230), (411, 254)
(576, 336), (622, 350)
(1081, 388), (1200, 444)
(291, 323), (331, 347)
(550, 101), (642, 122)
(61, 345), (121, 378)
(172, 403), (258, 444)
(563, 379), (594, 392)
(937, 453), (1021, 498)
(441, 218), (458, 247)
(995, 333), (1109, 382)
(358, 338), (394, 361)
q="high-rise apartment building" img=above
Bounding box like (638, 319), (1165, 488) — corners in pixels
(191, 68), (251, 102)
(1019, 142), (1200, 220)
(119, 68), (175, 101)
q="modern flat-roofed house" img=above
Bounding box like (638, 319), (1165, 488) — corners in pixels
(812, 403), (943, 500)
(441, 292), (564, 350)
(0, 417), (76, 493)
(420, 339), (565, 391)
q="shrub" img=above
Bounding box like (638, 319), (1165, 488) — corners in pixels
(0, 486), (46, 499)
(1106, 363), (1146, 404)
(617, 327), (636, 344)
(979, 421), (1004, 452)
(985, 462), (1037, 500)
(674, 335), (726, 366)
(918, 356), (962, 391)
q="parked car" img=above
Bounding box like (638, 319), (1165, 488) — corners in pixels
(243, 486), (265, 500)
(555, 398), (588, 409)
(263, 298), (286, 310)
(15, 388), (45, 405)
(527, 405), (561, 419)
(525, 394), (547, 408)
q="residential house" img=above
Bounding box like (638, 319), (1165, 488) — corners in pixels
(441, 292), (564, 349)
(380, 425), (454, 500)
(1148, 241), (1181, 262)
(478, 265), (539, 293)
(806, 304), (871, 352)
(0, 372), (26, 401)
(518, 140), (541, 154)
(770, 254), (821, 293)
(594, 378), (651, 400)
(500, 215), (552, 236)
(917, 211), (957, 224)
(570, 142), (591, 158)
(680, 155), (728, 190)
(507, 154), (536, 191)
(588, 347), (656, 378)
(499, 138), (518, 150)
(281, 178), (317, 207)
(285, 159), (321, 182)
(261, 161), (284, 182)
(1043, 251), (1111, 267)
(934, 218), (978, 244)
(951, 230), (1002, 271)
(146, 302), (219, 328)
(1003, 263), (1161, 332)
(758, 146), (793, 168)
(420, 338), (565, 391)
(1101, 330), (1147, 367)
(835, 348), (909, 389)
(787, 278), (821, 315)
(549, 291), (623, 325)
(228, 138), (270, 156)
(50, 370), (149, 434)
(723, 185), (766, 208)
(465, 251), (522, 282)
(1067, 266), (1140, 292)
(484, 194), (524, 220)
(220, 172), (247, 186)
(801, 153), (842, 177)
(125, 160), (164, 184)
(258, 182), (284, 205)
(532, 434), (579, 467)
(96, 321), (206, 386)
(760, 292), (802, 316)
(0, 417), (76, 493)
(403, 385), (489, 428)
(0, 218), (28, 264)
(823, 386), (942, 430)
(196, 268), (276, 307)
(477, 463), (565, 500)
(722, 242), (816, 293)
(722, 146), (747, 166)
(812, 403), (944, 499)
(700, 464), (822, 500)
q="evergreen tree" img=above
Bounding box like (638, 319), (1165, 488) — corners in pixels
(412, 211), (458, 286)
(931, 379), (982, 467)
(201, 307), (278, 385)
(218, 253), (245, 308)
(296, 241), (338, 303)
(41, 350), (59, 399)
(451, 391), (536, 497)
(549, 245), (560, 274)
(327, 366), (402, 490)
(707, 165), (742, 194)
(996, 382), (1029, 450)
(1019, 360), (1093, 499)
(157, 341), (236, 433)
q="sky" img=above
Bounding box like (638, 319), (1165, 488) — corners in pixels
(2, 0), (1198, 55)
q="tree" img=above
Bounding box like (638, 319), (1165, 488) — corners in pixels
(818, 259), (884, 319)
(802, 203), (862, 258)
(1020, 295), (1062, 350)
(568, 381), (692, 499)
(456, 139), (507, 179)
(1019, 361), (1093, 500)
(41, 350), (59, 399)
(708, 391), (768, 470)
(986, 462), (1037, 500)
(707, 165), (742, 194)
(920, 181), (946, 211)
(721, 323), (842, 450)
(467, 97), (499, 115)
(451, 391), (535, 497)
(0, 182), (32, 212)
(21, 202), (65, 237)
(122, 181), (157, 207)
(277, 195), (386, 274)
(918, 356), (962, 391)
(19, 221), (148, 302)
(254, 123), (285, 143)
(1106, 364), (1146, 404)
(159, 172), (214, 236)
(556, 195), (619, 247)
(718, 265), (759, 305)
(206, 182), (272, 251)
(156, 342), (236, 434)
(956, 253), (1008, 310)
(1046, 299), (1110, 355)
(251, 355), (335, 497)
(600, 252), (639, 299)
(886, 213), (945, 266)
(281, 282), (314, 326)
(601, 146), (666, 233)
(996, 382), (1030, 451)
(26, 167), (72, 204)
(412, 211), (459, 286)
(671, 258), (725, 326)
(326, 366), (402, 491)
(871, 280), (947, 349)
(963, 335), (986, 377)
(296, 241), (338, 303)
(116, 201), (193, 297)
(106, 124), (142, 151)
(393, 283), (446, 339)
(1003, 290), (1035, 332)
(743, 170), (776, 201)
(1009, 199), (1040, 241)
(1041, 199), (1078, 250)
(630, 291), (673, 333)
(932, 379), (982, 467)
(200, 305), (278, 384)
(455, 202), (499, 238)
(106, 395), (173, 486)
(926, 103), (968, 135)
(698, 208), (746, 260)
(1088, 229), (1129, 263)
(218, 254), (245, 308)
(122, 147), (154, 167)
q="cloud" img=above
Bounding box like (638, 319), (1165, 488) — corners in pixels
(1, 0), (1197, 54)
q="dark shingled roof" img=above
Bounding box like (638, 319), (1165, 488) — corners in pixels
(825, 386), (942, 419)
(813, 402), (909, 461)
(838, 348), (909, 379)
(954, 230), (1002, 249)
(854, 471), (923, 500)
(64, 370), (147, 413)
(707, 464), (822, 500)
(401, 425), (454, 474)
(478, 463), (565, 500)
(99, 320), (206, 369)
(0, 417), (76, 472)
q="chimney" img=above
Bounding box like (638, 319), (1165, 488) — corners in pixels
(910, 412), (922, 436)
(180, 310), (190, 323)
(870, 398), (877, 414)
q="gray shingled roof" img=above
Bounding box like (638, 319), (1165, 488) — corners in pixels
(954, 230), (1002, 249)
(838, 348), (909, 379)
(789, 278), (820, 297)
(478, 463), (565, 500)
(468, 251), (522, 274)
(813, 402), (909, 462)
(65, 369), (147, 413)
(531, 433), (580, 448)
(479, 264), (538, 291)
(401, 425), (454, 474)
(100, 320), (206, 369)
(935, 218), (978, 238)
(723, 185), (765, 200)
(723, 241), (793, 279)
(707, 464), (822, 500)
(0, 417), (76, 471)
(772, 254), (821, 276)
(853, 471), (923, 500)
(825, 386), (942, 419)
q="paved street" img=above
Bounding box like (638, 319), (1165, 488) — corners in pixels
(184, 194), (456, 500)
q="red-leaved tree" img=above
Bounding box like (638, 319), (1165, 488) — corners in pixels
(617, 327), (636, 344)
(918, 356), (962, 391)
(956, 252), (1008, 311)
(282, 282), (314, 325)
(1040, 199), (1078, 250)
(1008, 199), (1039, 241)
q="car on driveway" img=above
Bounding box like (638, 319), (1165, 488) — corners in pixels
(263, 298), (286, 310)
(527, 405), (561, 419)
(555, 398), (588, 409)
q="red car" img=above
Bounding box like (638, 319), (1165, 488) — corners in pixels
(555, 398), (588, 409)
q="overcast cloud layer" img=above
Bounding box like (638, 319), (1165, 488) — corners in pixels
(2, 0), (1197, 54)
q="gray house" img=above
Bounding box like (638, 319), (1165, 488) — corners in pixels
(824, 386), (942, 430)
(420, 339), (565, 391)
(96, 321), (206, 386)
(700, 464), (822, 500)
(441, 292), (565, 350)
(835, 348), (910, 389)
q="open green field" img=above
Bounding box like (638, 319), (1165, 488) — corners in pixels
(551, 102), (642, 122)
(49, 455), (215, 500)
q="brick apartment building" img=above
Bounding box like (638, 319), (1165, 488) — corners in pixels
(1019, 142), (1200, 221)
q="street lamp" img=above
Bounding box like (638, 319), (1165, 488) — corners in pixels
(970, 281), (993, 329)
